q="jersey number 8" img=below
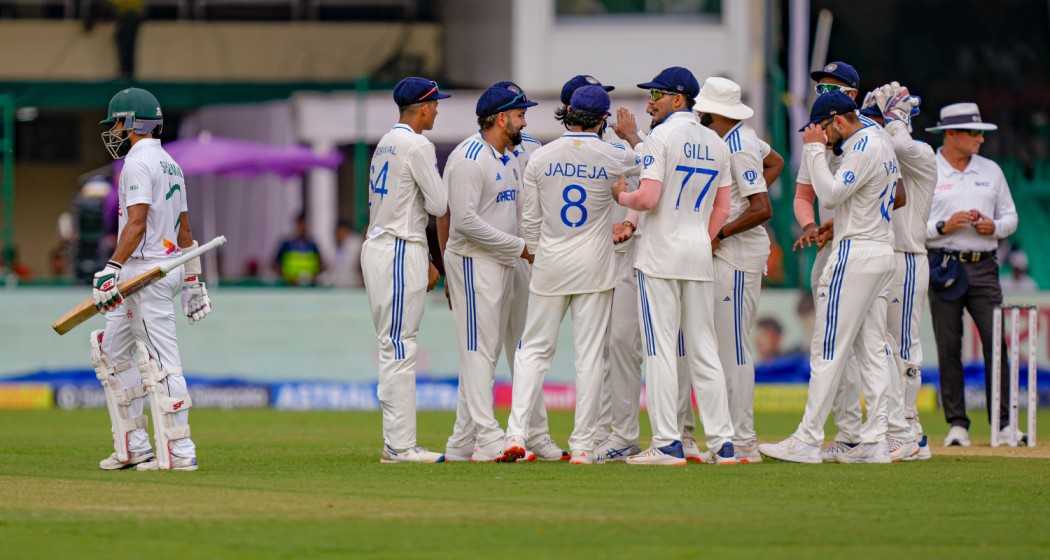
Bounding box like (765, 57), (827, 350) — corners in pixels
(560, 184), (588, 228)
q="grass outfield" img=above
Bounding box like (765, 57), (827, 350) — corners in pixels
(2, 409), (1048, 559)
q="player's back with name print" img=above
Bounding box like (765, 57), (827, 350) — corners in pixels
(366, 125), (430, 241)
(834, 127), (900, 245)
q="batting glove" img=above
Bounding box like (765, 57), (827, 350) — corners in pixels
(92, 261), (123, 312)
(181, 276), (212, 324)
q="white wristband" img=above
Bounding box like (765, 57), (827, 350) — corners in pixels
(183, 241), (202, 277)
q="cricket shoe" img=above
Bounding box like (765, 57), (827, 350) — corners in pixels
(136, 455), (199, 471)
(888, 437), (919, 462)
(626, 441), (687, 466)
(443, 444), (473, 462)
(837, 440), (891, 464)
(944, 426), (970, 447)
(380, 445), (445, 464)
(906, 435), (933, 461)
(996, 426), (1027, 447)
(694, 442), (739, 464)
(471, 439), (506, 462)
(99, 449), (154, 471)
(569, 450), (593, 465)
(682, 437), (704, 463)
(821, 441), (857, 463)
(594, 440), (641, 464)
(527, 435), (570, 462)
(759, 437), (821, 464)
(498, 435), (528, 463)
(734, 441), (763, 464)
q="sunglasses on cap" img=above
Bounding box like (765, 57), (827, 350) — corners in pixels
(496, 92), (527, 112)
(815, 83), (857, 95)
(648, 89), (681, 102)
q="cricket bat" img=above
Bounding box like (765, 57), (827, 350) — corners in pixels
(51, 236), (227, 335)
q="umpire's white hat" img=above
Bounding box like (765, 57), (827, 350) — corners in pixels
(925, 102), (998, 132)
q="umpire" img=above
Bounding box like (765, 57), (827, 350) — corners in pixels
(925, 103), (1018, 447)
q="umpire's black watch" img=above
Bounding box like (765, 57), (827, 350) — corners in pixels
(936, 220), (947, 235)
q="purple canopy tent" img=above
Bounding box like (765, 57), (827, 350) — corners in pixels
(107, 134), (344, 283)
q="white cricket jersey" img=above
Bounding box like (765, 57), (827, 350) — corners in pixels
(926, 150), (1018, 252)
(445, 133), (525, 267)
(634, 111), (733, 281)
(797, 116), (882, 224)
(513, 131), (544, 168)
(884, 120), (936, 254)
(118, 139), (188, 260)
(602, 128), (642, 253)
(521, 131), (639, 296)
(802, 124), (900, 246)
(715, 123), (772, 273)
(366, 124), (448, 243)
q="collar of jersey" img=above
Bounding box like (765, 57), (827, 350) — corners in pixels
(936, 148), (980, 175)
(563, 132), (599, 138)
(471, 134), (510, 162)
(127, 138), (160, 156)
(392, 124), (414, 133)
(721, 121), (744, 141)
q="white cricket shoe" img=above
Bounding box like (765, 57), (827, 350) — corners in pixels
(470, 439), (506, 462)
(821, 441), (857, 463)
(759, 437), (821, 464)
(498, 435), (528, 463)
(626, 441), (687, 466)
(99, 449), (154, 471)
(888, 437), (919, 462)
(569, 450), (593, 465)
(380, 445), (445, 464)
(996, 426), (1027, 447)
(682, 437), (704, 464)
(944, 426), (970, 447)
(594, 440), (641, 464)
(838, 441), (891, 464)
(527, 435), (569, 462)
(136, 455), (199, 471)
(443, 444), (473, 462)
(697, 441), (739, 465)
(904, 435), (933, 461)
(734, 441), (763, 464)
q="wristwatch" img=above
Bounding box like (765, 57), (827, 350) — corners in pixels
(936, 220), (946, 235)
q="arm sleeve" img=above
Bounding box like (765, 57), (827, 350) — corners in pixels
(520, 159), (542, 254)
(731, 148), (767, 198)
(806, 142), (876, 207)
(708, 184), (731, 239)
(122, 160), (153, 206)
(618, 142), (642, 178)
(408, 142), (449, 216)
(886, 120), (936, 171)
(993, 167), (1019, 238)
(447, 160), (526, 258)
(794, 183), (817, 227)
(618, 179), (662, 210)
(926, 216), (944, 241)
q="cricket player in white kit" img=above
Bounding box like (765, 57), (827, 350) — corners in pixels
(693, 77), (783, 463)
(760, 91), (901, 464)
(502, 86), (638, 465)
(92, 88), (211, 471)
(441, 82), (538, 462)
(362, 77), (450, 464)
(616, 67), (737, 466)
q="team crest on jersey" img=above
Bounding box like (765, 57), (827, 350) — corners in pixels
(842, 170), (856, 185)
(643, 155), (655, 169)
(744, 169), (758, 185)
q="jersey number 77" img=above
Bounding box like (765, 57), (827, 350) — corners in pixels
(673, 165), (718, 212)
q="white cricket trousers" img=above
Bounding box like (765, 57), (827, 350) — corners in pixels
(101, 257), (195, 458)
(597, 246), (643, 447)
(793, 239), (895, 446)
(711, 257), (763, 445)
(502, 260), (553, 445)
(362, 235), (428, 451)
(837, 252), (929, 442)
(813, 246), (864, 444)
(444, 251), (512, 449)
(507, 290), (612, 452)
(636, 271), (734, 449)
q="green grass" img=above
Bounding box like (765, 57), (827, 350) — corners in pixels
(1, 409), (1048, 559)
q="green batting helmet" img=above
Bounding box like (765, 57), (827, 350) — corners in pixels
(100, 87), (163, 159)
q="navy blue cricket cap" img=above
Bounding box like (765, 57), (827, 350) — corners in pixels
(569, 85), (611, 115)
(799, 91), (858, 131)
(637, 66), (700, 99)
(392, 77), (450, 107)
(560, 75), (614, 106)
(810, 61), (860, 89)
(476, 82), (538, 117)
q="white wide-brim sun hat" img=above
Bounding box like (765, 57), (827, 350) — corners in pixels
(925, 102), (998, 132)
(694, 76), (754, 121)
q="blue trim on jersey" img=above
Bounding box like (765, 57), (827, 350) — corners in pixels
(390, 238), (406, 360)
(734, 270), (745, 366)
(637, 270), (656, 357)
(465, 141), (483, 160)
(853, 136), (869, 152)
(859, 114), (879, 129)
(521, 132), (541, 145)
(723, 122), (744, 154)
(823, 240), (852, 360)
(392, 124), (414, 133)
(564, 132), (599, 138)
(677, 329), (685, 358)
(901, 253), (916, 361)
(464, 256), (477, 352)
